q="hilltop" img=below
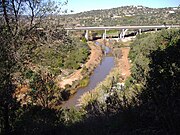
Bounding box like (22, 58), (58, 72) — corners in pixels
(56, 5), (180, 27)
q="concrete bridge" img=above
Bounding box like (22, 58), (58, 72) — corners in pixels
(65, 25), (180, 40)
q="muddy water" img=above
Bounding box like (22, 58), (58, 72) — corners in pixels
(62, 44), (115, 108)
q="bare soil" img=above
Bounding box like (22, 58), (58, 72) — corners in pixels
(97, 38), (131, 82)
(118, 47), (131, 82)
(93, 38), (131, 82)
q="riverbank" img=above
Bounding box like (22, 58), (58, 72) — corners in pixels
(97, 39), (131, 82)
(58, 41), (103, 88)
(117, 47), (131, 82)
(62, 42), (115, 108)
(61, 38), (132, 108)
(79, 39), (132, 107)
(14, 41), (103, 106)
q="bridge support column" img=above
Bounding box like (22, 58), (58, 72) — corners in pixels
(85, 30), (89, 40)
(119, 29), (128, 39)
(118, 29), (124, 39)
(122, 29), (125, 38)
(139, 29), (142, 34)
(155, 28), (157, 31)
(66, 30), (69, 36)
(103, 29), (107, 39)
(119, 32), (122, 39)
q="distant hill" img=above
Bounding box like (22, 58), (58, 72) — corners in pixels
(57, 6), (180, 27)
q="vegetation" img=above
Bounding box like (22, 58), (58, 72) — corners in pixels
(78, 76), (90, 88)
(17, 29), (90, 75)
(0, 0), (179, 134)
(58, 6), (180, 27)
(0, 0), (89, 134)
(80, 68), (120, 107)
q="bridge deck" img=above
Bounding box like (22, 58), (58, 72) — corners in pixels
(65, 25), (180, 30)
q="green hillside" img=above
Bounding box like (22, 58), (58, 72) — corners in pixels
(57, 6), (180, 27)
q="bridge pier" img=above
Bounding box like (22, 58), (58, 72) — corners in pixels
(118, 29), (124, 39)
(122, 29), (124, 39)
(139, 29), (142, 34)
(103, 29), (107, 39)
(119, 29), (128, 39)
(119, 32), (122, 39)
(66, 30), (69, 36)
(85, 30), (89, 40)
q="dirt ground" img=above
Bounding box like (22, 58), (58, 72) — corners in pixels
(92, 38), (131, 82)
(97, 38), (131, 82)
(118, 47), (131, 82)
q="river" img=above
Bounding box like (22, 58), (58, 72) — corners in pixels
(62, 42), (115, 108)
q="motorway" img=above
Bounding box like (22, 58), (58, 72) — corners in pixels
(65, 25), (180, 31)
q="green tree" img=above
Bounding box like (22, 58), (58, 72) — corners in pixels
(126, 29), (180, 134)
(27, 71), (62, 108)
(0, 0), (68, 134)
(138, 41), (180, 134)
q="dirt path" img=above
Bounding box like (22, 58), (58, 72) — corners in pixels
(85, 41), (102, 69)
(58, 41), (102, 88)
(118, 47), (131, 82)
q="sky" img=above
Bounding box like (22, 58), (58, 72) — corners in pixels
(63, 0), (180, 13)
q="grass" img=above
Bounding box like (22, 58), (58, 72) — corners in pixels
(78, 76), (90, 88)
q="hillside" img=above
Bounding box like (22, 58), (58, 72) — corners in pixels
(1, 1), (180, 134)
(57, 6), (180, 27)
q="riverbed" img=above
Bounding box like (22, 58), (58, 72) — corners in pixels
(62, 42), (115, 108)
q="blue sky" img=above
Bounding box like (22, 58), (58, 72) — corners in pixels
(64, 0), (180, 13)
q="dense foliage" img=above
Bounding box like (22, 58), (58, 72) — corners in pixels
(30, 35), (90, 72)
(0, 0), (179, 134)
(0, 0), (90, 134)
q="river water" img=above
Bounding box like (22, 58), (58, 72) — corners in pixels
(62, 42), (115, 108)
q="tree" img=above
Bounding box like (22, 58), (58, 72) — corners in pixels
(0, 0), (68, 134)
(139, 42), (180, 134)
(0, 20), (20, 135)
(28, 71), (62, 108)
(13, 105), (61, 135)
(127, 29), (180, 134)
(0, 0), (67, 36)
